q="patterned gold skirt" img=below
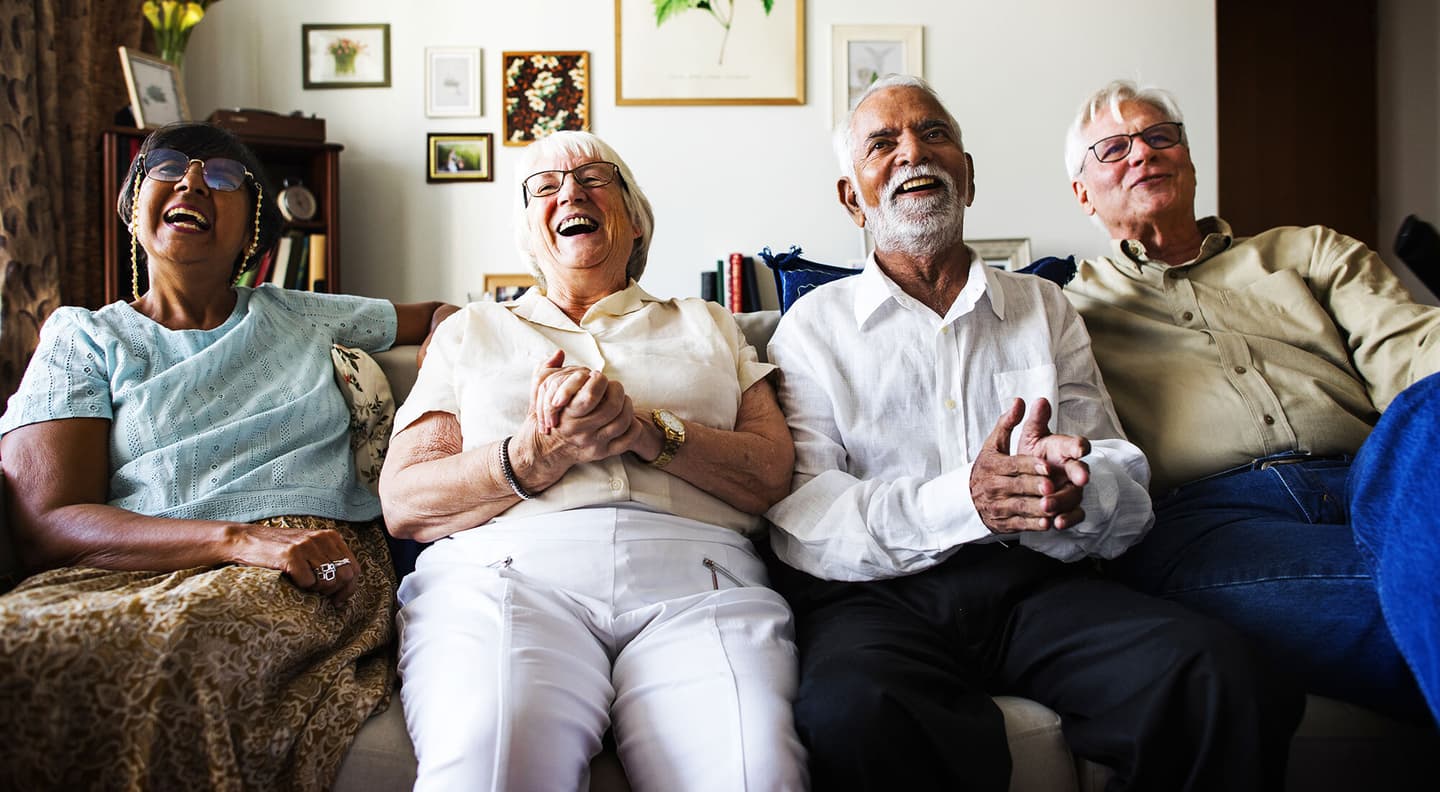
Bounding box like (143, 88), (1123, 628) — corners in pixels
(0, 516), (396, 791)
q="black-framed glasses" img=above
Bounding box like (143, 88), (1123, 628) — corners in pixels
(142, 148), (253, 191)
(1082, 122), (1185, 170)
(522, 162), (622, 205)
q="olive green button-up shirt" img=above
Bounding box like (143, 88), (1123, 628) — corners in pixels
(1066, 217), (1440, 493)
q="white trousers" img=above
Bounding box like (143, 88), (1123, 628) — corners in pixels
(396, 506), (808, 792)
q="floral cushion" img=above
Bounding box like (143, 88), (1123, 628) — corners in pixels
(330, 344), (396, 494)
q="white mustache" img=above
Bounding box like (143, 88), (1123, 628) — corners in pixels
(883, 165), (955, 204)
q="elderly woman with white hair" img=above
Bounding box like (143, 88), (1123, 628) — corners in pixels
(379, 131), (807, 791)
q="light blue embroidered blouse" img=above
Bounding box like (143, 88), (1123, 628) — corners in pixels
(0, 285), (396, 523)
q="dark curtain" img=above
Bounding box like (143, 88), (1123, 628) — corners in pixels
(0, 1), (142, 404)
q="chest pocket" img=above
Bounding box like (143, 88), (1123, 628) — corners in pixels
(992, 363), (1059, 451)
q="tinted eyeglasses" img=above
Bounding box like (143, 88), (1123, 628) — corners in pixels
(1082, 122), (1185, 171)
(141, 148), (253, 191)
(522, 162), (622, 206)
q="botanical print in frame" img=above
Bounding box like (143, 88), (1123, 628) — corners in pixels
(832, 25), (923, 126)
(426, 47), (481, 117)
(502, 51), (590, 146)
(303, 24), (392, 89)
(615, 0), (805, 105)
(118, 46), (190, 128)
(427, 133), (494, 183)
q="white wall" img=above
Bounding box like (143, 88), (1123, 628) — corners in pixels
(183, 1), (1218, 304)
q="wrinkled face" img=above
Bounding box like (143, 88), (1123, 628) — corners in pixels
(134, 157), (253, 276)
(840, 86), (973, 256)
(1072, 100), (1198, 235)
(524, 153), (639, 286)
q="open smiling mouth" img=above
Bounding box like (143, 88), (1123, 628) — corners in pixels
(894, 176), (942, 197)
(163, 206), (212, 231)
(557, 216), (599, 237)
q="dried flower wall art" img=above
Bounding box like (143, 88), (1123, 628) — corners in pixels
(502, 51), (590, 146)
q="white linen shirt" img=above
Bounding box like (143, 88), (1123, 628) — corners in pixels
(394, 281), (775, 536)
(765, 252), (1153, 581)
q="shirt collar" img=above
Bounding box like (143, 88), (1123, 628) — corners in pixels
(852, 247), (1000, 329)
(509, 279), (660, 330)
(1110, 215), (1234, 270)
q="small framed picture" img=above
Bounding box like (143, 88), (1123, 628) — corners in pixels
(502, 51), (590, 146)
(481, 273), (536, 302)
(970, 238), (1033, 271)
(831, 25), (924, 126)
(427, 133), (494, 183)
(426, 47), (481, 117)
(303, 23), (391, 89)
(118, 46), (189, 128)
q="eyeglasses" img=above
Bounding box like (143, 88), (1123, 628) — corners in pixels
(141, 148), (253, 191)
(1082, 122), (1185, 171)
(522, 162), (622, 205)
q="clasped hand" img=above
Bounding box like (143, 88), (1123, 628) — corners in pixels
(970, 397), (1091, 534)
(526, 350), (646, 466)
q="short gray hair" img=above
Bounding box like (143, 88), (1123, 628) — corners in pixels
(832, 74), (964, 182)
(1064, 80), (1185, 180)
(513, 130), (655, 289)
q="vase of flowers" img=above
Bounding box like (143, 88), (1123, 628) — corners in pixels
(329, 38), (365, 75)
(141, 0), (219, 69)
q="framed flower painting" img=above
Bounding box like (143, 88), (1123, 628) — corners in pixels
(303, 23), (391, 89)
(501, 51), (590, 146)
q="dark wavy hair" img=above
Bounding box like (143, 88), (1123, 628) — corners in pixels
(117, 123), (283, 281)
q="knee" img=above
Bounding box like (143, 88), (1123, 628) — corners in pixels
(1149, 613), (1304, 728)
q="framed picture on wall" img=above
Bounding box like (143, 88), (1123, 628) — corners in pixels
(303, 23), (391, 89)
(118, 47), (189, 128)
(426, 47), (481, 117)
(970, 238), (1033, 271)
(615, 0), (805, 105)
(502, 51), (590, 146)
(427, 133), (494, 183)
(831, 25), (924, 126)
(482, 273), (536, 302)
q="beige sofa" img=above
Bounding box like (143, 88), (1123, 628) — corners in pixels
(2, 311), (1437, 791)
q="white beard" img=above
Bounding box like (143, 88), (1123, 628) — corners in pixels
(861, 165), (967, 259)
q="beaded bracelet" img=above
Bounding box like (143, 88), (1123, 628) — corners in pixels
(499, 436), (535, 500)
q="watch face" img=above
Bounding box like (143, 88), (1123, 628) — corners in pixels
(278, 185), (317, 221)
(656, 410), (684, 435)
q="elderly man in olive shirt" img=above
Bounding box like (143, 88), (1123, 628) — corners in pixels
(1063, 79), (1440, 724)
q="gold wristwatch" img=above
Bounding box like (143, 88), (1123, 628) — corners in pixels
(649, 409), (686, 469)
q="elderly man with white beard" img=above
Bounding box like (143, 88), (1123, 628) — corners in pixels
(761, 75), (1303, 792)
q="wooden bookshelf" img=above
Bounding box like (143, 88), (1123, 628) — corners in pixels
(100, 127), (344, 302)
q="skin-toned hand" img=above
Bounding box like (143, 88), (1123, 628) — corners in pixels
(524, 355), (645, 468)
(970, 398), (1090, 535)
(530, 350), (608, 434)
(234, 522), (360, 602)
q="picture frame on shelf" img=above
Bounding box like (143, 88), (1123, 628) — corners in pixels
(615, 0), (805, 105)
(118, 46), (189, 128)
(303, 23), (391, 89)
(831, 25), (923, 126)
(481, 273), (536, 302)
(970, 238), (1033, 271)
(427, 133), (494, 183)
(426, 47), (481, 117)
(502, 51), (590, 146)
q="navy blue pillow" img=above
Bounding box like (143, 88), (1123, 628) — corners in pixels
(1018, 255), (1077, 287)
(757, 246), (862, 313)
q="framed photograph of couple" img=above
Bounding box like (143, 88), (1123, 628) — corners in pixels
(614, 0), (805, 105)
(831, 24), (924, 126)
(427, 133), (494, 183)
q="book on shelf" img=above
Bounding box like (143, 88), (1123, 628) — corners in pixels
(286, 233), (310, 290)
(270, 234), (294, 289)
(307, 233), (327, 292)
(700, 270), (718, 303)
(728, 253), (745, 313)
(251, 246), (275, 286)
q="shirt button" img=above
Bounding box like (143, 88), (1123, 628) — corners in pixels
(941, 326), (950, 335)
(944, 398), (956, 410)
(1234, 366), (1247, 375)
(1263, 414), (1276, 425)
(610, 479), (623, 491)
(1182, 311), (1194, 321)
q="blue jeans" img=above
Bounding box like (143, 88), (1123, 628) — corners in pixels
(1110, 454), (1432, 724)
(1351, 371), (1440, 724)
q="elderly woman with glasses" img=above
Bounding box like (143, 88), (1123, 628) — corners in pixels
(380, 130), (807, 791)
(0, 122), (451, 789)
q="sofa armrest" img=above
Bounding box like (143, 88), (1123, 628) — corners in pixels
(373, 346), (422, 404)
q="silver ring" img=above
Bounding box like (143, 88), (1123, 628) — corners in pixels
(315, 558), (352, 582)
